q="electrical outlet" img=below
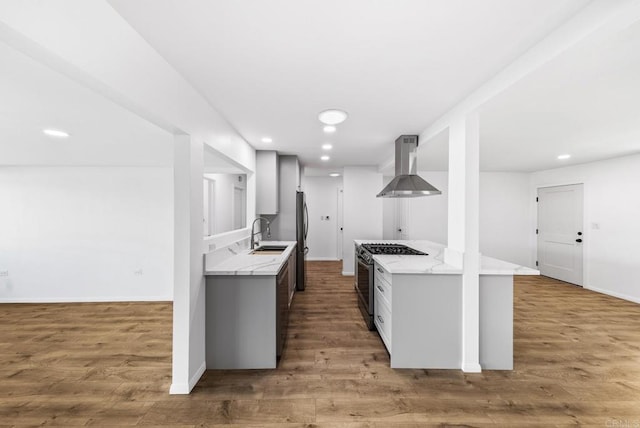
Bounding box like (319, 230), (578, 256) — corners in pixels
(0, 270), (8, 277)
(134, 269), (143, 276)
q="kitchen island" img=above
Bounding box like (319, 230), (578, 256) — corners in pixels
(355, 239), (538, 370)
(204, 241), (296, 369)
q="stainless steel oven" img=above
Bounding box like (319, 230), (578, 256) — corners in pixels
(355, 244), (375, 330)
(355, 243), (428, 330)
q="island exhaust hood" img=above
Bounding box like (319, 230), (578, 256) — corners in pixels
(376, 135), (442, 198)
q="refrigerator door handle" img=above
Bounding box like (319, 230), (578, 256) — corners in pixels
(303, 202), (309, 239)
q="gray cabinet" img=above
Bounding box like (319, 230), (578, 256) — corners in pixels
(288, 250), (297, 305)
(276, 261), (289, 358)
(374, 262), (462, 369)
(269, 155), (301, 241)
(256, 150), (279, 215)
(205, 250), (295, 369)
(372, 262), (514, 370)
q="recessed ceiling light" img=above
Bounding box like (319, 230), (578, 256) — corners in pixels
(557, 154), (571, 160)
(318, 109), (348, 125)
(261, 137), (273, 143)
(323, 125), (336, 133)
(43, 128), (70, 138)
(329, 173), (340, 177)
(321, 155), (330, 161)
(322, 143), (333, 150)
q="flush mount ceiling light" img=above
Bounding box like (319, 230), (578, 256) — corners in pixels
(42, 128), (70, 138)
(321, 155), (330, 161)
(557, 154), (571, 160)
(318, 109), (348, 125)
(322, 143), (333, 150)
(323, 125), (336, 133)
(329, 173), (340, 177)
(261, 137), (273, 143)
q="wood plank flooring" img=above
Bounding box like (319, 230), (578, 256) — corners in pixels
(1, 261), (640, 426)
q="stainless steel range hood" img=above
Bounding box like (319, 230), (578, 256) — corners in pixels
(376, 135), (441, 198)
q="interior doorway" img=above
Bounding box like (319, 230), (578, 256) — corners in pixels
(537, 184), (584, 286)
(233, 186), (246, 230)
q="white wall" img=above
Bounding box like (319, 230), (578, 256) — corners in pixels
(382, 176), (395, 240)
(303, 175), (342, 260)
(404, 172), (451, 245)
(0, 166), (173, 302)
(531, 154), (640, 303)
(381, 171), (531, 267)
(480, 173), (532, 266)
(342, 167), (383, 274)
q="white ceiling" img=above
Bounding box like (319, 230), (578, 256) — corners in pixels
(3, 1), (638, 175)
(108, 0), (591, 170)
(0, 39), (235, 171)
(0, 41), (173, 167)
(417, 18), (640, 172)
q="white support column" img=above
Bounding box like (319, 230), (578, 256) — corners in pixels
(446, 113), (481, 373)
(171, 134), (206, 394)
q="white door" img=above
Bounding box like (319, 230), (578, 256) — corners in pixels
(537, 184), (584, 285)
(394, 199), (410, 240)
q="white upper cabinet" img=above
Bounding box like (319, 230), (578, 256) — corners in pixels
(256, 150), (279, 215)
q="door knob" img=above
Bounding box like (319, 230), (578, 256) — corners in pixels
(576, 238), (583, 243)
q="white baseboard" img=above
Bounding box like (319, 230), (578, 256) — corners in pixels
(169, 382), (190, 394)
(0, 295), (173, 303)
(170, 360), (206, 395)
(462, 362), (482, 373)
(585, 285), (640, 304)
(307, 257), (340, 261)
(342, 271), (354, 276)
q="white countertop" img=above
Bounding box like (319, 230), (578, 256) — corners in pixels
(355, 240), (539, 276)
(205, 241), (297, 276)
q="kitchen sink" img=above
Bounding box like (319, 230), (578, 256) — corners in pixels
(251, 245), (288, 254)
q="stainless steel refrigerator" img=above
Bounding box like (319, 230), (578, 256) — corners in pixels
(295, 191), (308, 291)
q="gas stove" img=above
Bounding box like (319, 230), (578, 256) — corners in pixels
(357, 243), (428, 264)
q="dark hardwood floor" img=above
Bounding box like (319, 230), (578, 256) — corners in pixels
(1, 261), (640, 426)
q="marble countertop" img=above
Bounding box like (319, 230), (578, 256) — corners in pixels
(205, 241), (297, 276)
(355, 239), (539, 276)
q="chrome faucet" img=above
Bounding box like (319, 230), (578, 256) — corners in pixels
(250, 217), (271, 249)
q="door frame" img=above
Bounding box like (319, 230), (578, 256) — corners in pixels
(534, 182), (587, 286)
(337, 187), (344, 260)
(203, 177), (216, 236)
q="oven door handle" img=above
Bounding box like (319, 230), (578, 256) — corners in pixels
(357, 257), (371, 270)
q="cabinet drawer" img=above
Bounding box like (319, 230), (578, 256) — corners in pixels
(374, 275), (392, 307)
(374, 291), (392, 353)
(374, 262), (392, 285)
